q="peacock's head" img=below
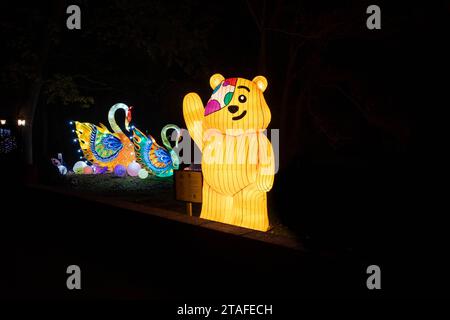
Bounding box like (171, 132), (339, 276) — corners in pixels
(166, 125), (181, 170)
(125, 106), (133, 131)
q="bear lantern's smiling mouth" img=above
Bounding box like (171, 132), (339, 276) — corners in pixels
(232, 110), (247, 121)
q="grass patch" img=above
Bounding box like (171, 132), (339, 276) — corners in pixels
(61, 173), (296, 239)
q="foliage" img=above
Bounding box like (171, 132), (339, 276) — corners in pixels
(80, 0), (214, 79)
(0, 5), (43, 89)
(43, 74), (94, 108)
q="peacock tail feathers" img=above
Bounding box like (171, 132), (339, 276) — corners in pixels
(98, 123), (109, 131)
(132, 127), (174, 177)
(75, 121), (135, 172)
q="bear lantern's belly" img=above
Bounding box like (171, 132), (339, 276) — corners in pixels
(201, 133), (258, 196)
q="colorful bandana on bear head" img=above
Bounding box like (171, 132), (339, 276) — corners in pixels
(204, 78), (238, 116)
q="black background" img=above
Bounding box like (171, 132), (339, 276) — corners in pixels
(1, 0), (448, 304)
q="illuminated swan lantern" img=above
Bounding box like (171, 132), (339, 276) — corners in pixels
(132, 124), (181, 178)
(74, 103), (136, 172)
(73, 102), (181, 177)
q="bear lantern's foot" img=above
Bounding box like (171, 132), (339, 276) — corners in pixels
(200, 182), (270, 232)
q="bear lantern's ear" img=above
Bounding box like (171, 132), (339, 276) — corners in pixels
(252, 75), (268, 92)
(210, 73), (225, 90)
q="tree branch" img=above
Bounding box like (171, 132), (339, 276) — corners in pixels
(72, 74), (110, 87)
(246, 0), (262, 31)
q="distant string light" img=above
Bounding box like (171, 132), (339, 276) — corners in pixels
(0, 128), (17, 154)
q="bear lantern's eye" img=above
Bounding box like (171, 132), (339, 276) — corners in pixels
(238, 95), (247, 103)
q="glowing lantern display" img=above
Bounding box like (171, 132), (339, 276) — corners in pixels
(83, 166), (93, 174)
(127, 161), (141, 177)
(132, 125), (181, 177)
(51, 158), (67, 175)
(183, 74), (275, 232)
(113, 164), (127, 177)
(93, 164), (108, 174)
(73, 161), (87, 174)
(73, 103), (136, 172)
(58, 166), (68, 175)
(138, 168), (149, 179)
(0, 128), (17, 154)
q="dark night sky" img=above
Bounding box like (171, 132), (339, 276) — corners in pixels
(1, 1), (443, 145)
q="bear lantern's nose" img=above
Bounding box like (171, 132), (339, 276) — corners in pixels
(228, 105), (239, 114)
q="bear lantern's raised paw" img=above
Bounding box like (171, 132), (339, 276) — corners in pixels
(182, 74), (275, 232)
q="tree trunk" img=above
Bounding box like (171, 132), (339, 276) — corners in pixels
(20, 80), (44, 165)
(18, 0), (64, 165)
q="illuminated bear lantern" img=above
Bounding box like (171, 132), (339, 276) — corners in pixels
(183, 74), (275, 231)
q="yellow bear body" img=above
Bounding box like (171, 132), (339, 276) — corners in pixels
(183, 74), (275, 231)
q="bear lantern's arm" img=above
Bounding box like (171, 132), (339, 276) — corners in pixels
(183, 92), (205, 151)
(256, 133), (275, 192)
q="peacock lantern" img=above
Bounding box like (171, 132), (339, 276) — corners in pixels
(73, 102), (181, 177)
(74, 103), (136, 172)
(132, 124), (181, 178)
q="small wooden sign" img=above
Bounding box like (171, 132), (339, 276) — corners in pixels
(174, 170), (203, 203)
